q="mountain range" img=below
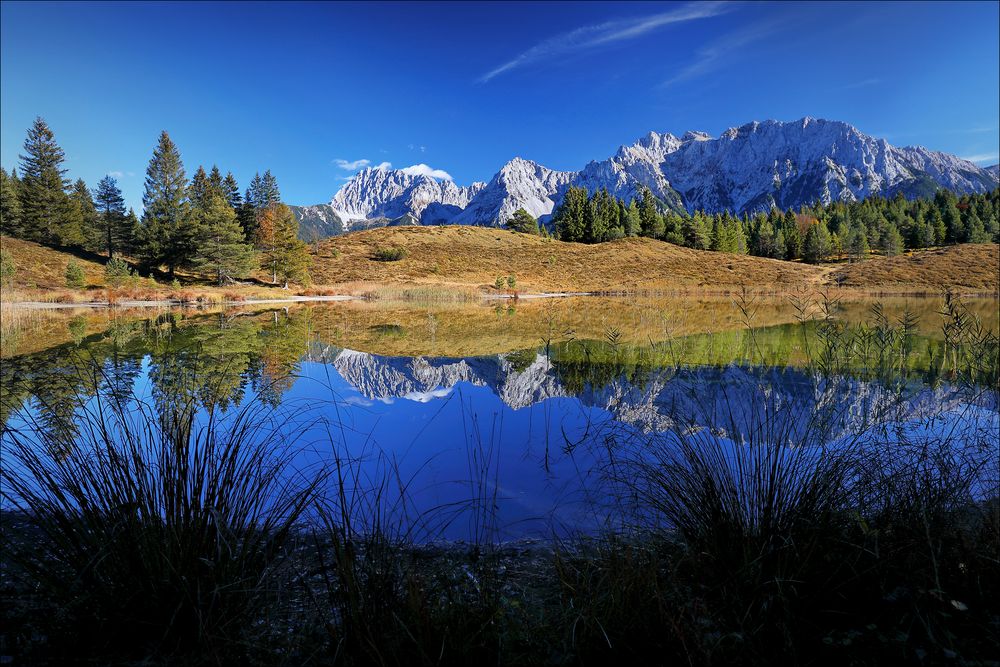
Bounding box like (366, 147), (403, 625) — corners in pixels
(292, 117), (999, 239)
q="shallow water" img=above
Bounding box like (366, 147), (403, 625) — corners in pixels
(2, 295), (997, 539)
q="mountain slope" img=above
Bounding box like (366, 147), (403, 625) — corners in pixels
(299, 118), (999, 236)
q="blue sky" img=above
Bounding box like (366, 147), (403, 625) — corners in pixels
(2, 1), (998, 212)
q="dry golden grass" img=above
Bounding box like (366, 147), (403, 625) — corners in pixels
(312, 226), (824, 292)
(829, 244), (998, 292)
(313, 226), (999, 295)
(1, 236), (108, 293)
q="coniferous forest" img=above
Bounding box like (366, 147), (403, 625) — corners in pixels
(549, 184), (1000, 262)
(0, 117), (311, 286)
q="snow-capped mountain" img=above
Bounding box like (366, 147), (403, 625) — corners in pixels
(659, 118), (998, 213)
(328, 165), (485, 230)
(293, 118), (998, 236)
(308, 345), (982, 442)
(451, 158), (575, 226)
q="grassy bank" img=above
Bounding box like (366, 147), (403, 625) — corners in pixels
(5, 231), (998, 306)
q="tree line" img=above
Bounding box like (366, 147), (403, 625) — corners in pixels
(541, 184), (999, 263)
(0, 117), (310, 285)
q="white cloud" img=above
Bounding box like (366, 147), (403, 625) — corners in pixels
(479, 2), (730, 83)
(374, 161), (392, 170)
(400, 163), (452, 180)
(661, 19), (782, 87)
(960, 153), (999, 164)
(107, 170), (124, 178)
(332, 158), (371, 170)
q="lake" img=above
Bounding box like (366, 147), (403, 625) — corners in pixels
(2, 294), (998, 541)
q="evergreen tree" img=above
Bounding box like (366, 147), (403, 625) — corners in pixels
(845, 222), (869, 262)
(255, 203), (310, 286)
(682, 212), (711, 250)
(505, 208), (539, 234)
(802, 221), (832, 263)
(553, 186), (587, 242)
(782, 210), (802, 260)
(638, 188), (664, 239)
(0, 167), (23, 236)
(880, 222), (903, 256)
(18, 117), (69, 243)
(222, 172), (241, 210)
(188, 166), (209, 209)
(93, 175), (129, 258)
(139, 131), (191, 276)
(61, 179), (94, 247)
(190, 193), (257, 285)
(208, 165), (224, 195)
(623, 200), (640, 237)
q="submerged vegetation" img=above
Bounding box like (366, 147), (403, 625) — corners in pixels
(1, 293), (998, 665)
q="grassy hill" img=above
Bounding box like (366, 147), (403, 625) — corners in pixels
(313, 226), (824, 292)
(1, 236), (109, 290)
(829, 244), (999, 291)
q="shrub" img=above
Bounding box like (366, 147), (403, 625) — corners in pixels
(506, 274), (517, 291)
(0, 377), (323, 664)
(372, 246), (406, 262)
(494, 276), (505, 291)
(104, 257), (133, 287)
(0, 249), (15, 287)
(65, 260), (85, 288)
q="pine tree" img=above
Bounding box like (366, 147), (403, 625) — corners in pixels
(845, 222), (869, 262)
(783, 210), (802, 260)
(188, 166), (209, 209)
(0, 167), (23, 236)
(624, 200), (640, 237)
(190, 192), (257, 285)
(139, 131), (191, 276)
(638, 188), (664, 239)
(18, 117), (69, 243)
(505, 208), (539, 234)
(255, 203), (310, 286)
(553, 186), (587, 242)
(880, 222), (903, 256)
(61, 179), (94, 247)
(208, 165), (224, 195)
(93, 175), (129, 258)
(802, 221), (832, 263)
(223, 172), (241, 210)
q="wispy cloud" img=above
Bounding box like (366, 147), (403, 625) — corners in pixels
(374, 161), (392, 170)
(107, 170), (124, 178)
(479, 2), (731, 83)
(332, 158), (371, 170)
(960, 153), (999, 164)
(661, 19), (782, 87)
(400, 163), (452, 180)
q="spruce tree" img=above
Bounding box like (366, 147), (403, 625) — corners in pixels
(802, 221), (832, 263)
(93, 175), (128, 258)
(61, 179), (95, 247)
(553, 186), (587, 242)
(18, 117), (69, 243)
(139, 131), (191, 276)
(188, 166), (209, 209)
(223, 172), (242, 211)
(0, 167), (23, 236)
(638, 188), (664, 239)
(624, 200), (640, 237)
(190, 192), (257, 285)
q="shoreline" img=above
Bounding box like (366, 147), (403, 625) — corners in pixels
(3, 286), (998, 310)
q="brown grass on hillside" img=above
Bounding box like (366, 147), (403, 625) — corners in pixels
(312, 226), (824, 292)
(829, 244), (999, 292)
(1, 236), (108, 292)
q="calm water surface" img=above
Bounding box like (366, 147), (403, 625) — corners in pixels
(2, 295), (997, 539)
